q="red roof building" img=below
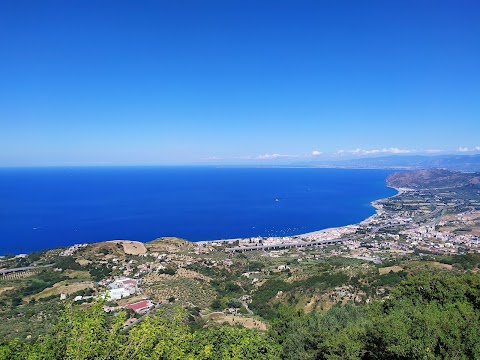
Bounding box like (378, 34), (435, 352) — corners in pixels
(125, 300), (153, 313)
(122, 279), (138, 286)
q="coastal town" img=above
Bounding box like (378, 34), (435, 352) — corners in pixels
(211, 171), (480, 257)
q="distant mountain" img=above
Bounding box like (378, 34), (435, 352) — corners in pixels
(386, 168), (480, 189)
(303, 154), (480, 171)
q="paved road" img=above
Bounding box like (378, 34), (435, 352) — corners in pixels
(225, 238), (343, 252)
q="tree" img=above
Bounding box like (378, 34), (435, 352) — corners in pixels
(0, 303), (281, 360)
(227, 298), (242, 309)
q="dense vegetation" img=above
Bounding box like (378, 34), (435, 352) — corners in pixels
(269, 271), (480, 359)
(0, 303), (280, 360)
(1, 271), (479, 359)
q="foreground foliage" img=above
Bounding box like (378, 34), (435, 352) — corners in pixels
(271, 271), (480, 360)
(1, 271), (479, 359)
(0, 303), (280, 360)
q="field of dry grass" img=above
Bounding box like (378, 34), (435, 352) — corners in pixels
(76, 259), (91, 266)
(379, 266), (404, 275)
(0, 286), (14, 295)
(142, 276), (216, 308)
(86, 242), (126, 258)
(108, 240), (147, 255)
(407, 261), (453, 270)
(427, 262), (453, 269)
(65, 270), (91, 279)
(206, 313), (267, 331)
(26, 280), (95, 301)
(145, 237), (195, 253)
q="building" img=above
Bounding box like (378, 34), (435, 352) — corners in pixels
(125, 300), (154, 314)
(108, 288), (132, 300)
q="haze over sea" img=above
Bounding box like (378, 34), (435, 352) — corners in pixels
(0, 167), (396, 255)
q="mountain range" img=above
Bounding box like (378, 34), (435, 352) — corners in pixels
(299, 154), (480, 171)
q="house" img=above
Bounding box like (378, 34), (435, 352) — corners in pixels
(122, 279), (138, 286)
(108, 277), (138, 290)
(125, 300), (154, 314)
(104, 277), (139, 300)
(108, 288), (132, 300)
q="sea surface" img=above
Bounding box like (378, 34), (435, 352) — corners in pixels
(0, 167), (397, 255)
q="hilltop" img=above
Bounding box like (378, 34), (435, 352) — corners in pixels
(145, 237), (196, 253)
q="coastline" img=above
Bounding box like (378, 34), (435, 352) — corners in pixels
(2, 172), (400, 256)
(198, 184), (404, 247)
(2, 188), (400, 255)
(358, 185), (403, 226)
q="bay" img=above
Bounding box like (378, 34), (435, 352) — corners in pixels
(0, 167), (396, 254)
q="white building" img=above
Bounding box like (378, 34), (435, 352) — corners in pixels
(108, 288), (132, 300)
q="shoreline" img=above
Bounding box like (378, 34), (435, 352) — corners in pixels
(197, 185), (404, 247)
(357, 185), (404, 226)
(2, 179), (401, 256)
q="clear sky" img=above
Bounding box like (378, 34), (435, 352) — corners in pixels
(1, 0), (479, 166)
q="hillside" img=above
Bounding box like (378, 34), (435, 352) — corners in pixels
(386, 169), (480, 189)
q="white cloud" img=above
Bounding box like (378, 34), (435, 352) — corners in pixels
(457, 146), (480, 152)
(336, 147), (415, 156)
(255, 153), (299, 160)
(336, 148), (453, 156)
(256, 151), (324, 159)
(205, 156), (223, 160)
(378, 148), (414, 154)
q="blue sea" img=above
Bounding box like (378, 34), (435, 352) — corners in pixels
(0, 167), (396, 255)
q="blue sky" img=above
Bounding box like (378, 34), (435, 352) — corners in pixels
(1, 0), (479, 166)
